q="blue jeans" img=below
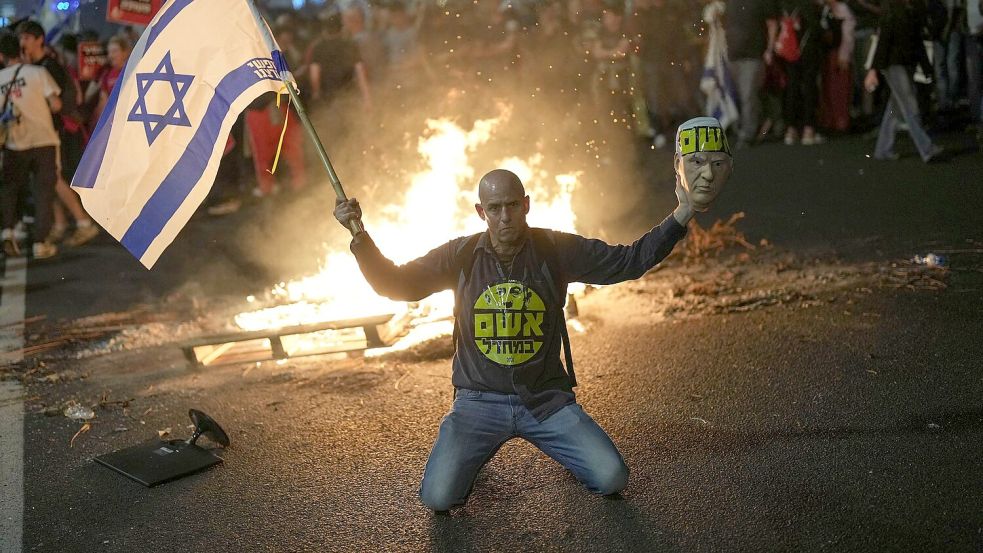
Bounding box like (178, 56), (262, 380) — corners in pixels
(419, 389), (629, 511)
(934, 33), (964, 111)
(874, 65), (937, 161)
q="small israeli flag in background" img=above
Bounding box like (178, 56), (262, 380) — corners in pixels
(72, 0), (294, 268)
(699, 1), (739, 132)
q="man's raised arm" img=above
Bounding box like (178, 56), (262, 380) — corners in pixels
(555, 116), (734, 286)
(551, 215), (688, 286)
(334, 197), (457, 302)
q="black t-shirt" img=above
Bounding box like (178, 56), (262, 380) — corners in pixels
(308, 36), (360, 100)
(726, 0), (780, 59)
(36, 54), (79, 131)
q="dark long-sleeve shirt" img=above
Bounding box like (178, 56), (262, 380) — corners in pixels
(350, 214), (688, 421)
(872, 1), (931, 72)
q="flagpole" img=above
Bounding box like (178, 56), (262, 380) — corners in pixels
(282, 81), (364, 236)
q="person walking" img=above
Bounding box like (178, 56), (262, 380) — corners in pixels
(865, 0), (945, 161)
(18, 21), (99, 248)
(0, 33), (63, 259)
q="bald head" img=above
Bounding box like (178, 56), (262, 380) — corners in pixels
(475, 169), (530, 251)
(478, 169), (525, 203)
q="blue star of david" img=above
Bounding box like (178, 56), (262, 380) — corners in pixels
(127, 51), (195, 146)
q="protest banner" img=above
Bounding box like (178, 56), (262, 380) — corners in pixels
(78, 41), (107, 81)
(106, 0), (163, 25)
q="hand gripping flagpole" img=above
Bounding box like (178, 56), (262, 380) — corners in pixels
(282, 80), (364, 236)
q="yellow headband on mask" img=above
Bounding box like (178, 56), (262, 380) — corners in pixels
(676, 116), (732, 156)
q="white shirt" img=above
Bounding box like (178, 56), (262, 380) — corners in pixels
(0, 63), (60, 151)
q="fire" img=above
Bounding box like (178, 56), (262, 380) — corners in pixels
(235, 107), (583, 357)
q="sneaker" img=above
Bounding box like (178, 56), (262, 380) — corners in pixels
(12, 221), (28, 241)
(31, 241), (57, 259)
(206, 198), (242, 216)
(923, 145), (945, 163)
(2, 229), (20, 257)
(783, 130), (798, 145)
(64, 223), (99, 247)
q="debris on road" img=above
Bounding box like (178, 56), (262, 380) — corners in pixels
(63, 402), (95, 421)
(683, 212), (757, 261)
(885, 261), (949, 291)
(97, 393), (133, 412)
(0, 314), (45, 329)
(37, 369), (87, 383)
(911, 253), (947, 268)
(20, 305), (205, 363)
(70, 423), (91, 447)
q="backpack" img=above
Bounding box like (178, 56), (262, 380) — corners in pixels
(452, 229), (577, 387)
(775, 10), (802, 62)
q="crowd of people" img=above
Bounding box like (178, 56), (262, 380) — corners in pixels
(257, 0), (982, 153)
(0, 0), (980, 259)
(0, 21), (110, 260)
(719, 0), (982, 160)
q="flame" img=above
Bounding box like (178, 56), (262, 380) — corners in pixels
(235, 107), (583, 357)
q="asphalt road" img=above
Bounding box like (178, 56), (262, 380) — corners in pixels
(5, 129), (983, 552)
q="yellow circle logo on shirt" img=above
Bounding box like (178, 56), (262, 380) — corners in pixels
(473, 280), (547, 366)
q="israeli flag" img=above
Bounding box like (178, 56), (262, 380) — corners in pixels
(71, 0), (295, 268)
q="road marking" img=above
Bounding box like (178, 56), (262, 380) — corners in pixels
(0, 256), (27, 553)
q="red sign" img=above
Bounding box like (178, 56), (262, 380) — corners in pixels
(106, 0), (163, 25)
(78, 41), (107, 82)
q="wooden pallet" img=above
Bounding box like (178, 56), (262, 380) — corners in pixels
(179, 313), (411, 368)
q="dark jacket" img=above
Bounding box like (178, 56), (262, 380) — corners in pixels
(350, 215), (687, 421)
(872, 0), (932, 72)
